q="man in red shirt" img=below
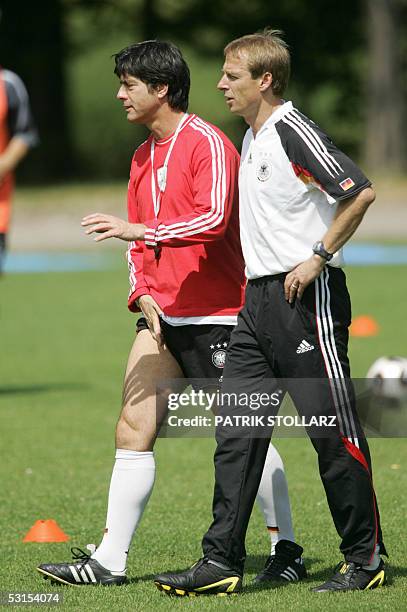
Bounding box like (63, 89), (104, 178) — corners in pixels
(37, 40), (302, 586)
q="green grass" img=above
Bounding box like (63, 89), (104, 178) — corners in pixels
(1, 265), (406, 610)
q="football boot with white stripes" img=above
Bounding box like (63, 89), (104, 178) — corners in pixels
(154, 557), (242, 596)
(311, 559), (386, 592)
(254, 540), (306, 583)
(37, 546), (127, 587)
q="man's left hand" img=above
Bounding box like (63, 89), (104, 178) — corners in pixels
(81, 213), (146, 242)
(284, 255), (326, 303)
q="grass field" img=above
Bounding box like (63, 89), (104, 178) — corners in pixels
(1, 264), (406, 611)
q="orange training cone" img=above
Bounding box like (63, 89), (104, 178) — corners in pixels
(349, 315), (379, 337)
(23, 519), (70, 543)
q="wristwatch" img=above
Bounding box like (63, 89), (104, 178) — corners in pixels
(312, 241), (333, 262)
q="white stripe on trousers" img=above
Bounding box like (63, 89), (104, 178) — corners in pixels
(315, 267), (359, 447)
(321, 268), (359, 446)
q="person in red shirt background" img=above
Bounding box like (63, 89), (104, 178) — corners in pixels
(0, 67), (38, 273)
(37, 40), (302, 587)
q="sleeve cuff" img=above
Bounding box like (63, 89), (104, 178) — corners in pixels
(144, 218), (161, 247)
(334, 180), (372, 202)
(128, 287), (150, 312)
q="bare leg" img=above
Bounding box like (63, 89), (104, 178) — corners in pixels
(116, 329), (183, 450)
(92, 329), (183, 571)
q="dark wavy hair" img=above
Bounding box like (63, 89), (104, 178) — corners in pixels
(114, 40), (190, 112)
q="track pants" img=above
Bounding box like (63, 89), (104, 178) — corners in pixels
(202, 268), (386, 574)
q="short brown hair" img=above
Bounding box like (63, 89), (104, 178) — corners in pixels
(224, 28), (290, 96)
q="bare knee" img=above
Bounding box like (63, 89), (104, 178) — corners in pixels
(115, 415), (156, 452)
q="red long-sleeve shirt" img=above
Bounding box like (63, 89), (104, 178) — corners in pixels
(127, 114), (245, 317)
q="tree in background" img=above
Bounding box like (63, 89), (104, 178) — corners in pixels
(0, 0), (405, 180)
(364, 0), (406, 173)
(153, 0), (367, 156)
(0, 0), (75, 180)
(154, 0), (406, 173)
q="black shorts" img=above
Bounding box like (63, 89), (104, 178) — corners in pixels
(136, 316), (234, 382)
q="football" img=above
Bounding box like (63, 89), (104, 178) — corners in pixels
(366, 356), (407, 401)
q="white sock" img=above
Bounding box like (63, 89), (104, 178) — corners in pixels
(362, 544), (381, 571)
(91, 449), (155, 572)
(256, 443), (295, 554)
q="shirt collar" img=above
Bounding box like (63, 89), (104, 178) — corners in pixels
(257, 100), (293, 135)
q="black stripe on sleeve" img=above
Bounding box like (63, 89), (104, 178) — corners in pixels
(276, 108), (370, 201)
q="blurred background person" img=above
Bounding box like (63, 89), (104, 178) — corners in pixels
(0, 64), (38, 273)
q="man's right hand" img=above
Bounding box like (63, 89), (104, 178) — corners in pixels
(138, 295), (164, 346)
(81, 213), (146, 242)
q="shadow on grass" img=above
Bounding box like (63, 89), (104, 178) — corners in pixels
(245, 554), (321, 573)
(381, 563), (407, 584)
(129, 573), (158, 584)
(129, 555), (323, 587)
(245, 554), (324, 593)
(0, 383), (89, 396)
(122, 559), (405, 594)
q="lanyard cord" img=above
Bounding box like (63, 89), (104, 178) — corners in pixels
(150, 113), (188, 218)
